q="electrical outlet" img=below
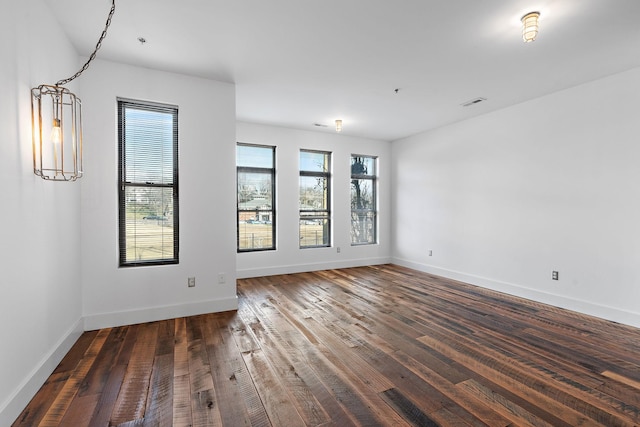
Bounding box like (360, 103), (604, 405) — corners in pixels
(188, 277), (196, 287)
(552, 271), (559, 280)
(428, 250), (433, 256)
(337, 246), (341, 254)
(218, 273), (226, 284)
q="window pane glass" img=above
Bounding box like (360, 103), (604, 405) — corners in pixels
(238, 218), (273, 250)
(119, 100), (178, 266)
(350, 179), (374, 209)
(300, 151), (329, 172)
(351, 211), (376, 244)
(238, 172), (272, 210)
(351, 156), (375, 176)
(300, 176), (328, 210)
(351, 154), (377, 245)
(299, 149), (331, 248)
(124, 186), (175, 262)
(237, 143), (276, 252)
(237, 144), (274, 168)
(299, 218), (329, 247)
(124, 108), (174, 184)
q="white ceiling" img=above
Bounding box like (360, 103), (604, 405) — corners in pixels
(44, 0), (640, 141)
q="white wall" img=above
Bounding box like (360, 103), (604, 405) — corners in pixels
(80, 60), (237, 330)
(236, 122), (392, 277)
(0, 2), (84, 425)
(392, 67), (640, 328)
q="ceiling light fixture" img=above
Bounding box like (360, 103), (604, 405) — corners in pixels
(521, 11), (540, 43)
(335, 119), (343, 132)
(31, 0), (115, 181)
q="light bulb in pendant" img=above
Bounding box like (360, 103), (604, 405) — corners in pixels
(51, 118), (62, 144)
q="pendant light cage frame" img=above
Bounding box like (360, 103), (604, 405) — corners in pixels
(30, 0), (114, 181)
(31, 84), (83, 181)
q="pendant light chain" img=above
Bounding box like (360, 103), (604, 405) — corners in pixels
(55, 0), (116, 87)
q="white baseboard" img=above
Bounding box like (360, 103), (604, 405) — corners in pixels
(392, 257), (640, 329)
(0, 318), (84, 427)
(236, 257), (392, 279)
(83, 296), (239, 330)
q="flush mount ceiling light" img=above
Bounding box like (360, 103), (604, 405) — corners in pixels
(521, 11), (540, 43)
(31, 0), (115, 181)
(335, 119), (343, 132)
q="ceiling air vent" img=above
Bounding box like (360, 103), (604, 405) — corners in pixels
(461, 97), (487, 107)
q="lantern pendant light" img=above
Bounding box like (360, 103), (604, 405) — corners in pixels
(31, 0), (115, 181)
(31, 85), (83, 181)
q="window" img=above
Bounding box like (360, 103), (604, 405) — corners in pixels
(118, 99), (179, 266)
(237, 143), (276, 251)
(299, 150), (331, 248)
(351, 155), (377, 245)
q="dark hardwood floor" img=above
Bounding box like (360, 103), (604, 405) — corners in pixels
(13, 264), (640, 426)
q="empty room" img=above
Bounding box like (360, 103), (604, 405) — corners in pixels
(2, 0), (640, 426)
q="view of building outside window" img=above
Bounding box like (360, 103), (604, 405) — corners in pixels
(351, 155), (377, 245)
(237, 143), (276, 251)
(299, 150), (331, 248)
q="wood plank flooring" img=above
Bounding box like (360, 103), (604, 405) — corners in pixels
(12, 264), (640, 426)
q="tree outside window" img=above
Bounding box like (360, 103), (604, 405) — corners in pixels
(351, 155), (377, 245)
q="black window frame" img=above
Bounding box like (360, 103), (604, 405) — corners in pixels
(350, 154), (377, 245)
(117, 98), (179, 267)
(299, 149), (332, 248)
(236, 142), (276, 252)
